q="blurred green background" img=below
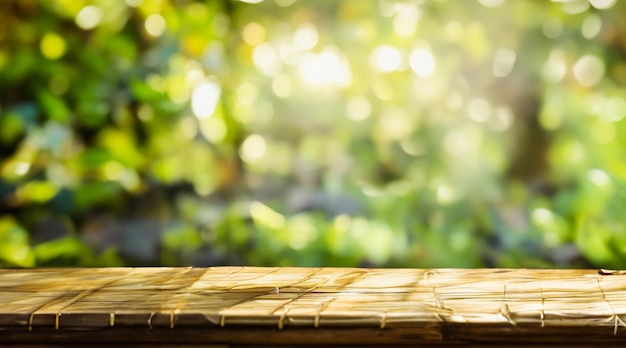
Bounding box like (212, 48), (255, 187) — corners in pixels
(1, 0), (625, 268)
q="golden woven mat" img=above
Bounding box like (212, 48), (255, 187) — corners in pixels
(1, 267), (625, 345)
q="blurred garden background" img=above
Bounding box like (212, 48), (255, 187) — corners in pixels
(1, 0), (625, 268)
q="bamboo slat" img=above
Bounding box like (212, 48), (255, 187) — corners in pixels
(0, 267), (625, 346)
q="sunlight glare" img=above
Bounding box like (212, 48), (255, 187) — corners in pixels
(371, 45), (402, 73)
(191, 79), (221, 119)
(409, 48), (435, 77)
(293, 23), (319, 51)
(299, 47), (351, 87)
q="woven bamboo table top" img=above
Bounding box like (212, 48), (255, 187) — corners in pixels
(1, 267), (626, 346)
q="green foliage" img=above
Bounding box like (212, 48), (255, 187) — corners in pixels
(1, 0), (625, 268)
(0, 216), (35, 267)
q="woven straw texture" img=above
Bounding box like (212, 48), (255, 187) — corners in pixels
(1, 267), (626, 345)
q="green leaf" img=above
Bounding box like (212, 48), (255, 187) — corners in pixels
(34, 236), (86, 264)
(77, 100), (110, 128)
(80, 148), (115, 169)
(104, 35), (138, 61)
(162, 223), (202, 250)
(73, 181), (122, 210)
(37, 89), (71, 122)
(0, 111), (25, 144)
(130, 79), (163, 102)
(0, 217), (34, 267)
(15, 181), (58, 203)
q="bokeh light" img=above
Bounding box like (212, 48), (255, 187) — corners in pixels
(240, 134), (267, 164)
(370, 45), (403, 73)
(573, 54), (605, 86)
(492, 48), (516, 78)
(589, 0), (617, 10)
(145, 14), (166, 37)
(293, 23), (319, 51)
(242, 22), (266, 46)
(409, 48), (435, 78)
(40, 33), (66, 60)
(299, 47), (351, 87)
(191, 79), (221, 119)
(75, 5), (102, 30)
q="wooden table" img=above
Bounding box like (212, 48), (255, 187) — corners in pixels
(0, 267), (625, 346)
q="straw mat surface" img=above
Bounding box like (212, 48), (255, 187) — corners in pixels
(0, 267), (625, 345)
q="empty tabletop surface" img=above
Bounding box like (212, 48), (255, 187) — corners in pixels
(0, 267), (625, 346)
